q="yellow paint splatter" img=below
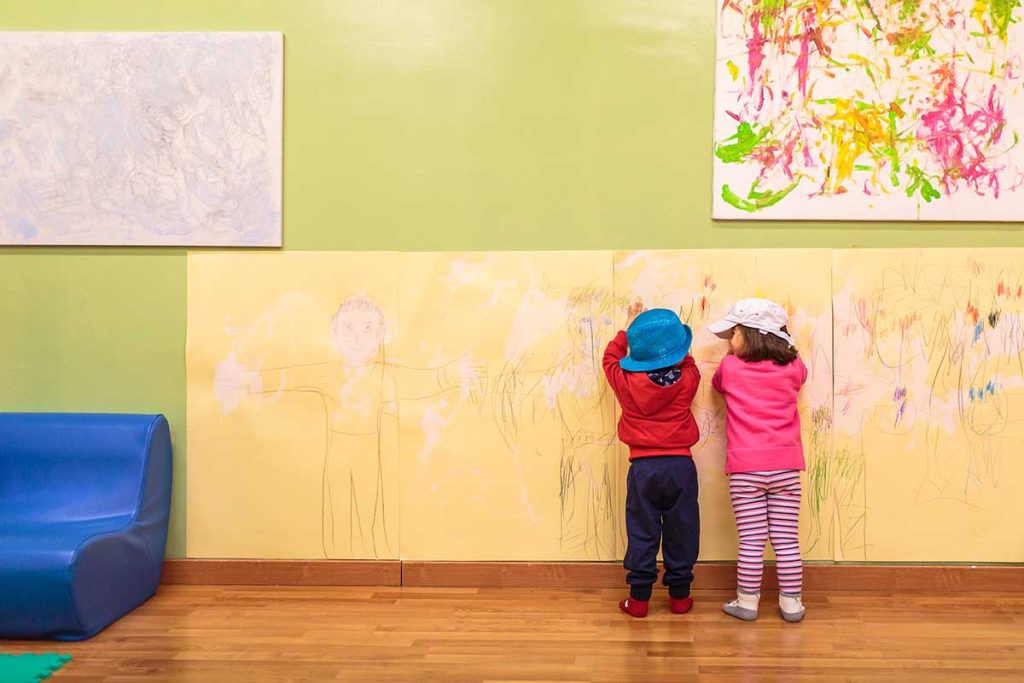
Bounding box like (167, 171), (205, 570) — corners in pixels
(972, 0), (989, 26)
(819, 99), (889, 194)
(726, 60), (739, 81)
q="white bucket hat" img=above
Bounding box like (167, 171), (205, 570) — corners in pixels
(708, 298), (795, 347)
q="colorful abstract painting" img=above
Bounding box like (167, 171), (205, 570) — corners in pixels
(713, 1), (1024, 220)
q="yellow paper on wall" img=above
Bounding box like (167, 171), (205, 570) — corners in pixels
(396, 252), (620, 560)
(834, 249), (1024, 562)
(614, 250), (835, 561)
(187, 252), (404, 559)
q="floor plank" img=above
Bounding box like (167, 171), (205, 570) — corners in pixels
(5, 585), (1023, 681)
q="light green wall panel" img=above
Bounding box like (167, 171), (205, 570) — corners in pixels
(0, 251), (186, 555)
(0, 0), (1020, 558)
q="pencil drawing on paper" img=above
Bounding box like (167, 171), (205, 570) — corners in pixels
(189, 250), (1024, 563)
(214, 294), (484, 560)
(485, 286), (621, 559)
(396, 252), (621, 561)
(834, 249), (1024, 560)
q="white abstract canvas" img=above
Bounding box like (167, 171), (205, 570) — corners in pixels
(0, 32), (282, 246)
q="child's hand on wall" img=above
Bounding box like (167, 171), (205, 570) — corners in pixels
(624, 301), (645, 329)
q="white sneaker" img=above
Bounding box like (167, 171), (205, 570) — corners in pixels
(722, 592), (759, 621)
(779, 593), (805, 623)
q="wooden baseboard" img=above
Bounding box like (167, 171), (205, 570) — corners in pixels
(162, 560), (1024, 591)
(161, 559), (401, 586)
(404, 562), (1024, 592)
(790, 564), (1024, 593)
(401, 561), (639, 589)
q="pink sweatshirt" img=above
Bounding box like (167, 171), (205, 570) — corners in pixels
(711, 354), (807, 474)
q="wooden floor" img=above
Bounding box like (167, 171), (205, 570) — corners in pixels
(6, 585), (1024, 681)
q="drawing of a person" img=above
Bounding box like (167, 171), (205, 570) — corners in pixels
(214, 294), (484, 559)
(484, 286), (620, 558)
(927, 308), (1011, 499)
(545, 288), (619, 558)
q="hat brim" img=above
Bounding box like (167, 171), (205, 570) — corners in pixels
(707, 317), (737, 339)
(618, 340), (692, 372)
(767, 329), (797, 347)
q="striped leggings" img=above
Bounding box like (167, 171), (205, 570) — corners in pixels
(729, 470), (803, 595)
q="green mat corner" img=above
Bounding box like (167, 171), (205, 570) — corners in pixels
(0, 654), (72, 682)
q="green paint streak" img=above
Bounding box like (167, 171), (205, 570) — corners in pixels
(993, 120), (1006, 142)
(886, 109), (901, 186)
(721, 181), (799, 212)
(760, 0), (785, 34)
(900, 0), (921, 21)
(990, 0), (1021, 41)
(715, 121), (770, 164)
(854, 164), (872, 171)
(892, 29), (936, 58)
(906, 165), (941, 203)
(858, 0), (884, 32)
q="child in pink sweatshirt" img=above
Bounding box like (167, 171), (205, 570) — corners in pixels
(709, 298), (808, 623)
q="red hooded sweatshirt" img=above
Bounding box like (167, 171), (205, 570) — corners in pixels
(602, 331), (701, 460)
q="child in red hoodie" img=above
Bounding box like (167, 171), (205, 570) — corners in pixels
(603, 304), (701, 618)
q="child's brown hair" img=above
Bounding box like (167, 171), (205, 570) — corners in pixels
(735, 324), (798, 366)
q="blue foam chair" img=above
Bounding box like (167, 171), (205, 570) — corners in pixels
(0, 414), (172, 640)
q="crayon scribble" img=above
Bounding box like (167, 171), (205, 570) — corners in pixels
(834, 249), (1024, 560)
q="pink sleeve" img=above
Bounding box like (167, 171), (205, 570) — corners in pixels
(711, 357), (726, 394)
(795, 356), (808, 385)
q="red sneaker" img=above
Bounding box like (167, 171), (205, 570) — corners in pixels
(619, 597), (649, 618)
(669, 596), (694, 614)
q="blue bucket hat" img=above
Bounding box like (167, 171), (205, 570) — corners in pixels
(620, 309), (693, 372)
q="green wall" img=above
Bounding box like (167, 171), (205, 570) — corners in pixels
(1, 1), (1021, 557)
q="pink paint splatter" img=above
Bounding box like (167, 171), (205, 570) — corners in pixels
(916, 63), (1010, 197)
(794, 8), (828, 97)
(795, 23), (812, 95)
(746, 12), (767, 99)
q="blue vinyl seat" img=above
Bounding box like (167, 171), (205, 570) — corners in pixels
(0, 414), (172, 640)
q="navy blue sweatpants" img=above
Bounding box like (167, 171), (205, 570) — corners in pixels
(624, 456), (700, 601)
